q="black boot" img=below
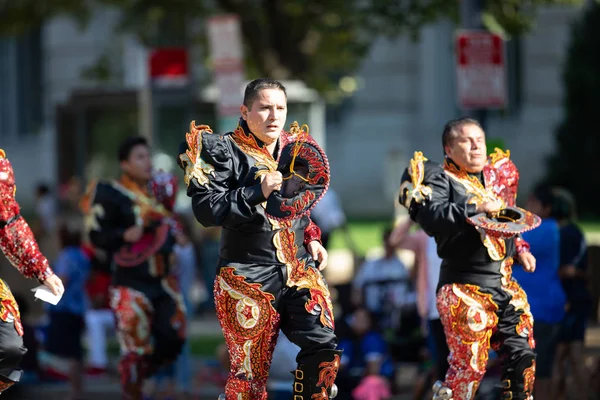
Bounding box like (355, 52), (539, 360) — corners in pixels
(0, 370), (21, 394)
(293, 349), (342, 399)
(499, 353), (536, 400)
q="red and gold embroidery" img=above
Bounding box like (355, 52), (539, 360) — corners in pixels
(275, 223), (335, 330)
(0, 279), (22, 337)
(214, 268), (280, 399)
(484, 148), (519, 207)
(515, 236), (531, 255)
(229, 123), (334, 330)
(303, 221), (322, 246)
(110, 286), (154, 356)
(317, 354), (340, 390)
(489, 147), (510, 165)
(280, 190), (316, 216)
(285, 123), (328, 186)
(500, 258), (513, 286)
(437, 284), (499, 400)
(114, 224), (170, 268)
(214, 268), (278, 377)
(0, 151), (52, 281)
(109, 176), (172, 267)
(117, 175), (171, 224)
(444, 159), (507, 260)
(0, 379), (15, 394)
(502, 278), (535, 349)
(311, 388), (328, 400)
(0, 151), (20, 222)
(523, 360), (536, 394)
(180, 121), (216, 187)
(0, 215), (52, 281)
(230, 125), (278, 177)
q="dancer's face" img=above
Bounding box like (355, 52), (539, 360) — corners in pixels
(121, 144), (153, 182)
(445, 123), (487, 173)
(241, 88), (287, 146)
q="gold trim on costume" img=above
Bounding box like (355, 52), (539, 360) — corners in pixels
(399, 151), (433, 208)
(229, 124), (278, 179)
(443, 160), (507, 260)
(489, 147), (510, 165)
(180, 121), (216, 188)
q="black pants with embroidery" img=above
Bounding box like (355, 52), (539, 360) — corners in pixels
(214, 259), (340, 399)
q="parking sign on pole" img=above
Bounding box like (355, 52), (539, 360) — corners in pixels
(207, 15), (246, 132)
(456, 30), (507, 110)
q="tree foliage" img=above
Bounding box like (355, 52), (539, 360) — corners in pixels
(546, 2), (600, 218)
(0, 0), (582, 97)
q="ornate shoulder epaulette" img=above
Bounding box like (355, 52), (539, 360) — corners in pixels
(489, 147), (511, 165)
(179, 121), (215, 188)
(485, 147), (519, 207)
(0, 149), (5, 159)
(399, 151), (433, 208)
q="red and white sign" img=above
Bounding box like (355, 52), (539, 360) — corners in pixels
(214, 72), (245, 116)
(149, 47), (189, 87)
(207, 14), (245, 117)
(456, 31), (507, 109)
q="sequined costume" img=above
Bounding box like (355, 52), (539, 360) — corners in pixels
(399, 150), (536, 400)
(81, 174), (185, 400)
(0, 150), (55, 393)
(178, 120), (341, 400)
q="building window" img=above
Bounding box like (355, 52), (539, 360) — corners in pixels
(0, 28), (43, 140)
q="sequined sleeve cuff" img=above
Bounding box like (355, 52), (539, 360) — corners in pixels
(303, 221), (322, 247)
(515, 236), (530, 255)
(0, 215), (54, 281)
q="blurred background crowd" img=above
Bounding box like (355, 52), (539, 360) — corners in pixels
(2, 0), (600, 399)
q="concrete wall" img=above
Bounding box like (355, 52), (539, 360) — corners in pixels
(3, 5), (585, 217)
(8, 8), (123, 210)
(326, 6), (583, 218)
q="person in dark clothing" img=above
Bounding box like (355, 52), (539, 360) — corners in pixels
(178, 78), (340, 399)
(81, 137), (185, 400)
(551, 187), (592, 400)
(399, 118), (537, 400)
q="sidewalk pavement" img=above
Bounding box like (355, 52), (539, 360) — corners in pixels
(9, 315), (600, 400)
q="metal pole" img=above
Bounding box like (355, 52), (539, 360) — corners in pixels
(138, 83), (154, 146)
(76, 108), (87, 185)
(460, 0), (488, 131)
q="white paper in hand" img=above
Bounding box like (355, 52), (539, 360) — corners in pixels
(31, 285), (63, 306)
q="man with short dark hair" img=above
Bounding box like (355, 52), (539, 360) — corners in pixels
(81, 136), (186, 400)
(399, 117), (537, 400)
(178, 78), (341, 399)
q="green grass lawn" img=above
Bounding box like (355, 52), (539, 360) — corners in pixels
(328, 219), (600, 255)
(580, 221), (600, 234)
(328, 219), (391, 255)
